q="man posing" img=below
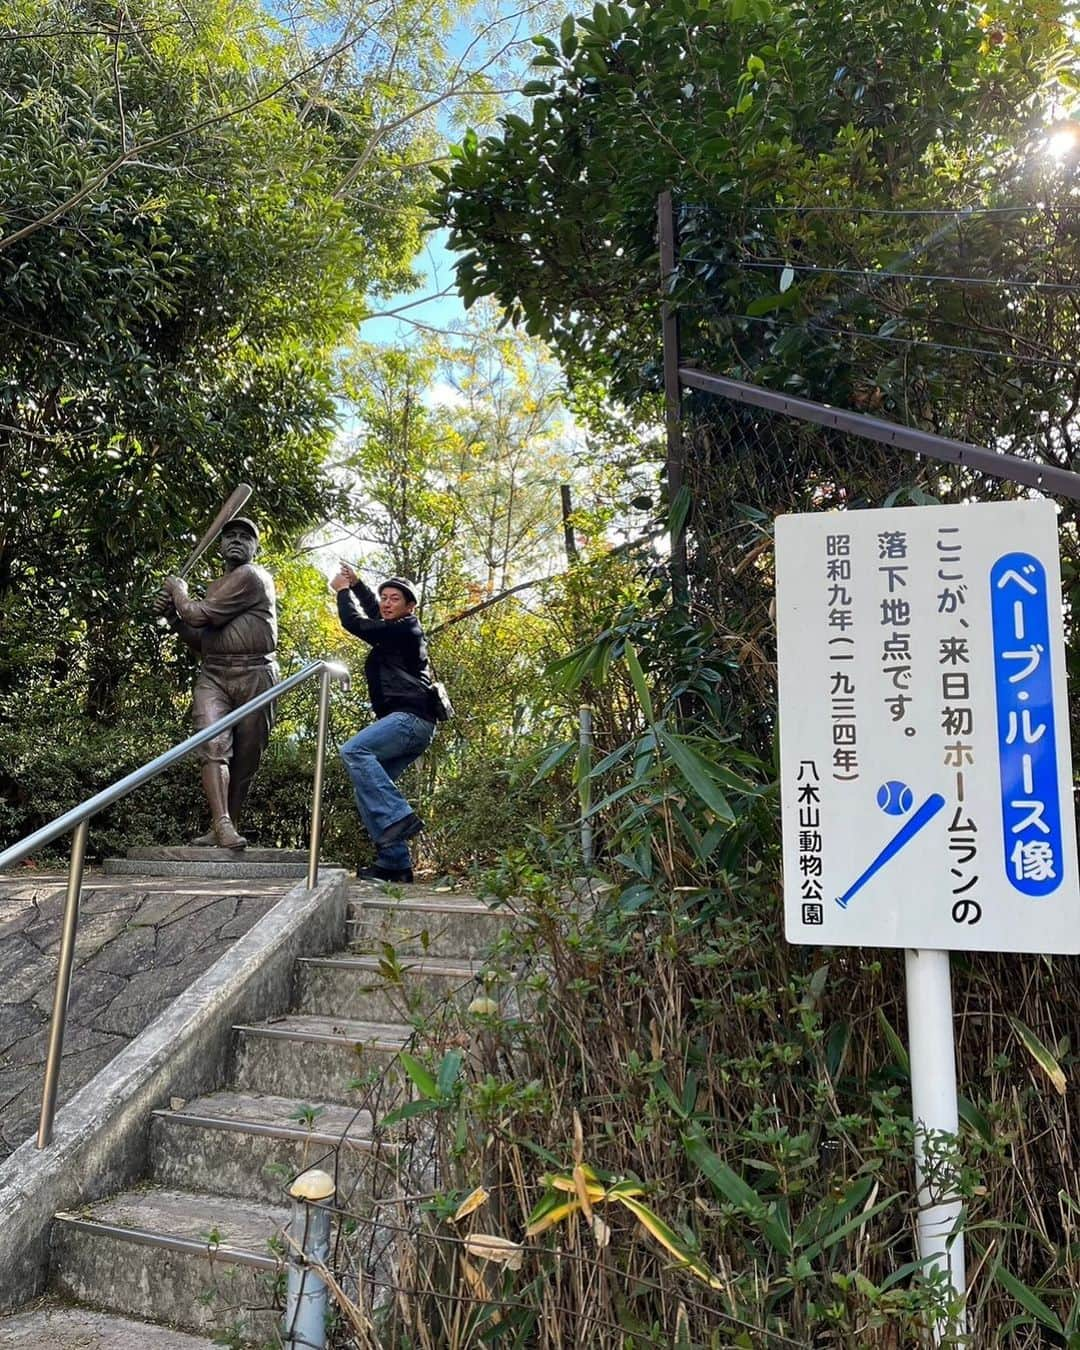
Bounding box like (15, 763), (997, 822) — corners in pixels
(331, 565), (435, 883)
(154, 517), (279, 849)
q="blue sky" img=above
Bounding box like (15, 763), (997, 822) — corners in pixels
(361, 227), (467, 345)
(356, 0), (550, 347)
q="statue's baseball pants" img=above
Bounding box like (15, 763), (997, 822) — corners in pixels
(192, 658), (279, 821)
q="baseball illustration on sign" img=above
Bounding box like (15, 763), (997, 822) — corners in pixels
(776, 499), (1079, 954)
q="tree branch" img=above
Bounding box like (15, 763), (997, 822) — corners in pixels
(112, 5), (127, 153)
(428, 575), (556, 634)
(0, 26), (368, 253)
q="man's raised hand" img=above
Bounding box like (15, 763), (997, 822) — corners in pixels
(330, 563), (357, 593)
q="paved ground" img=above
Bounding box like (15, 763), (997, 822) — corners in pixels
(0, 871), (285, 1157)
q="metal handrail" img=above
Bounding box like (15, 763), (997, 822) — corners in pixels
(0, 657), (351, 1149)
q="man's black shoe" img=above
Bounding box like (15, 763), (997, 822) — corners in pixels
(376, 812), (424, 847)
(357, 865), (414, 884)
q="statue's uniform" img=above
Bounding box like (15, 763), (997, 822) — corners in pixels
(168, 563), (278, 823)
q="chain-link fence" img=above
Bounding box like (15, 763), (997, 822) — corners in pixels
(676, 375), (1080, 760)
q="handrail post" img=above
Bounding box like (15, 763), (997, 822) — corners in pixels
(38, 818), (89, 1149)
(284, 1169), (335, 1348)
(307, 665), (333, 890)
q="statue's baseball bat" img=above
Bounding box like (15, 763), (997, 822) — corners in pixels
(176, 483), (253, 579)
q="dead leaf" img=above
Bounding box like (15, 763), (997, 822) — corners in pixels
(452, 1186), (490, 1223)
(464, 1234), (524, 1271)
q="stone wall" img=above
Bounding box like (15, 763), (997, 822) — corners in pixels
(0, 873), (282, 1157)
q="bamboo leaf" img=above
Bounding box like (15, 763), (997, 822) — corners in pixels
(601, 1178), (646, 1199)
(800, 1194), (896, 1263)
(682, 1126), (792, 1257)
(452, 1186), (490, 1222)
(380, 1097), (443, 1126)
(957, 1094), (993, 1143)
(623, 641), (655, 724)
(525, 1198), (583, 1235)
(993, 1260), (1065, 1332)
(875, 1009), (910, 1074)
(465, 1234), (524, 1270)
(668, 484), (692, 546)
(589, 739), (636, 776)
(573, 1163), (595, 1222)
(614, 1193), (723, 1290)
(436, 1049), (463, 1097)
(656, 728), (735, 822)
(529, 739), (575, 784)
(794, 1176), (874, 1247)
(1009, 1016), (1067, 1095)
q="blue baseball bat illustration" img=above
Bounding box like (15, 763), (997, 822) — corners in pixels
(835, 792), (946, 910)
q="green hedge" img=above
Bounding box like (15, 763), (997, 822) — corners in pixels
(0, 720), (365, 867)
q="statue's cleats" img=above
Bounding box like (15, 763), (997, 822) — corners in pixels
(213, 816), (247, 850)
(190, 828), (219, 847)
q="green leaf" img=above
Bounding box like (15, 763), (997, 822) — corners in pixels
(622, 641), (655, 724)
(745, 291), (789, 316)
(667, 483), (692, 547)
(656, 728), (735, 822)
(682, 1125), (792, 1257)
(875, 1009), (910, 1074)
(957, 1094), (992, 1144)
(529, 739), (576, 784)
(614, 1192), (721, 1288)
(800, 1194), (896, 1263)
(381, 1098), (445, 1127)
(436, 1049), (463, 1097)
(992, 1260), (1064, 1333)
(399, 1052), (439, 1100)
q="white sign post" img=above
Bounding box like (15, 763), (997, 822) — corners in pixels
(776, 500), (1079, 1338)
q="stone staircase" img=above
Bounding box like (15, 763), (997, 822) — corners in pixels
(0, 880), (505, 1348)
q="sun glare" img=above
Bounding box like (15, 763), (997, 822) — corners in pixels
(1046, 119), (1080, 161)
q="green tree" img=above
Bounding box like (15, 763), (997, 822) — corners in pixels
(335, 315), (574, 609)
(0, 0), (457, 718)
(334, 342), (470, 608)
(440, 302), (573, 594)
(434, 0), (1080, 451)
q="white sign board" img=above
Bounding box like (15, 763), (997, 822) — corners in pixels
(776, 500), (1079, 953)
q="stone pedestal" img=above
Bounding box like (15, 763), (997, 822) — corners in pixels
(104, 847), (322, 880)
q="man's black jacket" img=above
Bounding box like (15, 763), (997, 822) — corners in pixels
(336, 580), (434, 720)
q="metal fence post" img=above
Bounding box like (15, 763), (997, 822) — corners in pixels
(658, 189), (687, 602)
(37, 818), (89, 1149)
(285, 1168), (335, 1349)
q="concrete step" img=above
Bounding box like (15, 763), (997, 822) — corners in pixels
(346, 882), (486, 913)
(51, 1187), (285, 1341)
(295, 954), (491, 1021)
(347, 893), (509, 958)
(0, 1303), (214, 1348)
(149, 1090), (394, 1205)
(231, 1014), (412, 1101)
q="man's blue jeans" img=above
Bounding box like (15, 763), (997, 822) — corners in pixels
(340, 711), (436, 870)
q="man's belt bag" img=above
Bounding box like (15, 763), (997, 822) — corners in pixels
(391, 662), (455, 723)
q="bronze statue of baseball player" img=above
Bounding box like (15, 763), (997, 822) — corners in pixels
(153, 517), (278, 849)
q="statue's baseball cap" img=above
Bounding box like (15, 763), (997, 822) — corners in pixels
(225, 516), (260, 541)
(378, 576), (418, 604)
